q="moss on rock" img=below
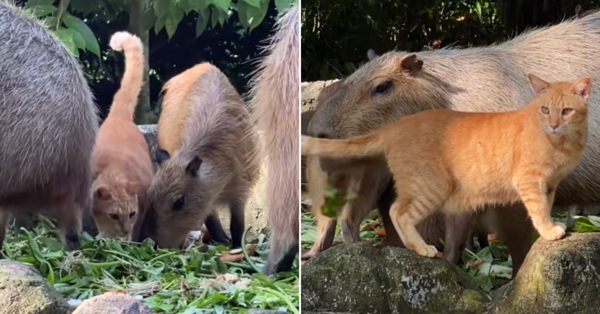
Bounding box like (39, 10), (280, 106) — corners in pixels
(0, 261), (69, 314)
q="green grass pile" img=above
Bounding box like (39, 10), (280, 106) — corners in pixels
(1, 217), (299, 314)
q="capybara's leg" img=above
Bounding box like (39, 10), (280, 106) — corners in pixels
(301, 214), (336, 260)
(376, 181), (402, 246)
(443, 213), (472, 265)
(229, 198), (246, 249)
(204, 213), (231, 245)
(53, 195), (82, 251)
(341, 173), (378, 243)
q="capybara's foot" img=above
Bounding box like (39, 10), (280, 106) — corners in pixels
(63, 233), (81, 251)
(539, 224), (566, 241)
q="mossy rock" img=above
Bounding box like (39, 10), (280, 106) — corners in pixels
(301, 242), (488, 314)
(486, 232), (600, 314)
(0, 261), (69, 314)
(72, 292), (156, 314)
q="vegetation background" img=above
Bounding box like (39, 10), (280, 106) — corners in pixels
(16, 0), (298, 123)
(301, 0), (600, 82)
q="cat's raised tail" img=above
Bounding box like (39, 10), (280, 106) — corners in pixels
(108, 31), (144, 121)
(301, 132), (385, 159)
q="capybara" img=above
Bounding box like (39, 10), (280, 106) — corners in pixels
(249, 5), (299, 274)
(308, 13), (600, 274)
(0, 1), (98, 250)
(136, 62), (259, 249)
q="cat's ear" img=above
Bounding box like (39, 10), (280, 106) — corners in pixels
(570, 77), (592, 101)
(527, 74), (550, 97)
(93, 185), (112, 201)
(185, 156), (203, 177)
(395, 54), (423, 75)
(155, 148), (170, 165)
(367, 49), (379, 61)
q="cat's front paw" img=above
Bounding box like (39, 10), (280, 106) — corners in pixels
(414, 244), (438, 258)
(301, 135), (312, 155)
(540, 224), (566, 241)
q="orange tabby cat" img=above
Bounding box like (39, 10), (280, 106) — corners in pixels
(302, 74), (591, 258)
(91, 32), (154, 241)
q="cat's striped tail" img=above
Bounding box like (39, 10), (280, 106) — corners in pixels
(301, 132), (385, 159)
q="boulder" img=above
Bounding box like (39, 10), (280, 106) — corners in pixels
(301, 242), (489, 314)
(246, 310), (289, 314)
(0, 261), (69, 314)
(485, 232), (600, 314)
(71, 292), (155, 314)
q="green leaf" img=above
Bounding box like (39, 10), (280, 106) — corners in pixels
(141, 4), (157, 33)
(243, 0), (261, 9)
(165, 7), (185, 39)
(292, 0), (298, 7)
(212, 0), (231, 12)
(27, 0), (56, 5)
(61, 15), (100, 56)
(247, 0), (269, 32)
(195, 7), (211, 37)
(154, 0), (172, 18)
(210, 6), (219, 29)
(68, 29), (86, 50)
(217, 6), (227, 26)
(28, 4), (57, 17)
(237, 0), (251, 30)
(154, 14), (167, 34)
(177, 0), (197, 13)
(275, 0), (290, 12)
(54, 28), (77, 56)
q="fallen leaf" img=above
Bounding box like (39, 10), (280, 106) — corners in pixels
(434, 252), (444, 259)
(374, 228), (386, 237)
(362, 219), (381, 231)
(219, 251), (244, 263)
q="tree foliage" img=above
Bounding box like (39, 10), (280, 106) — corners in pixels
(17, 0), (295, 120)
(301, 0), (600, 81)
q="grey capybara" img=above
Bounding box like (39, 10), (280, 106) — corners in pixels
(0, 1), (98, 250)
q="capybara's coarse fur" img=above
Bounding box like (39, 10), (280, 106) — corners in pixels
(137, 63), (259, 249)
(91, 32), (154, 241)
(248, 6), (299, 275)
(303, 75), (591, 258)
(309, 16), (600, 272)
(0, 1), (98, 250)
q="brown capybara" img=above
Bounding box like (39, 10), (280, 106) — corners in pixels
(249, 5), (299, 275)
(136, 62), (259, 249)
(308, 13), (600, 275)
(0, 1), (98, 250)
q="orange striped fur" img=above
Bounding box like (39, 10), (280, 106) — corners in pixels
(302, 74), (591, 258)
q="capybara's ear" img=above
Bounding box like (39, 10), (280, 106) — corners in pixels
(367, 49), (379, 61)
(185, 156), (203, 177)
(155, 148), (170, 165)
(395, 54), (423, 75)
(527, 74), (550, 97)
(570, 77), (592, 101)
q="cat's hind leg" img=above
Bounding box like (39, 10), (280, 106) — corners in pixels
(389, 195), (440, 258)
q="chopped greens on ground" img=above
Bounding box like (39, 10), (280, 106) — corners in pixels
(1, 217), (299, 314)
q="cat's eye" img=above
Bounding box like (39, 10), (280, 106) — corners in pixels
(129, 211), (136, 218)
(372, 81), (393, 95)
(562, 108), (574, 115)
(173, 197), (185, 211)
(541, 106), (550, 114)
(109, 214), (119, 220)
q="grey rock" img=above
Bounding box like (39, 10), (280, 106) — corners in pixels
(485, 232), (600, 314)
(301, 242), (488, 314)
(72, 292), (156, 314)
(246, 310), (289, 314)
(0, 261), (69, 314)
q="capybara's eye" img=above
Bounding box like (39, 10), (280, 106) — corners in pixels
(562, 108), (573, 115)
(541, 106), (550, 114)
(373, 81), (393, 95)
(173, 197), (185, 211)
